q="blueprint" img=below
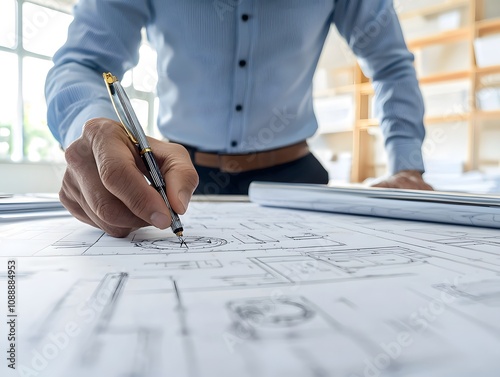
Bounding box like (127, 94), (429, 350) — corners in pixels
(0, 202), (499, 377)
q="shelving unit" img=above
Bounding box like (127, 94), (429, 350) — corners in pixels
(313, 0), (500, 183)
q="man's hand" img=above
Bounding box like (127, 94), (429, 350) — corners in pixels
(59, 118), (199, 237)
(370, 170), (433, 190)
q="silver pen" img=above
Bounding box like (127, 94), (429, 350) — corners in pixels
(103, 72), (186, 246)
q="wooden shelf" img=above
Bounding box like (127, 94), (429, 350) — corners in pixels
(358, 114), (473, 127)
(357, 119), (379, 129)
(476, 65), (500, 75)
(476, 18), (500, 36)
(425, 113), (471, 124)
(476, 110), (500, 119)
(315, 1), (497, 182)
(478, 159), (500, 165)
(359, 82), (374, 95)
(419, 70), (472, 84)
(397, 0), (470, 20)
(407, 27), (470, 49)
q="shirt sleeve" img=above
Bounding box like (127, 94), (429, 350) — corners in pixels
(332, 0), (426, 175)
(45, 0), (151, 148)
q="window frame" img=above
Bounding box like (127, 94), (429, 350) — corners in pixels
(0, 0), (157, 162)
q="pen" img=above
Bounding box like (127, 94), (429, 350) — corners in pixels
(103, 72), (186, 246)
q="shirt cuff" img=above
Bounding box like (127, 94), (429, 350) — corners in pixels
(62, 103), (119, 149)
(385, 138), (425, 175)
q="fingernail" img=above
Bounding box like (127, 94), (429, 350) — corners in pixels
(150, 212), (171, 229)
(178, 190), (191, 213)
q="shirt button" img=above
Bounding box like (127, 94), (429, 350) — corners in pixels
(231, 140), (238, 147)
(241, 14), (249, 21)
(239, 60), (247, 67)
(235, 104), (243, 111)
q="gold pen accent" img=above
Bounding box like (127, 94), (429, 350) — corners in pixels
(103, 73), (139, 144)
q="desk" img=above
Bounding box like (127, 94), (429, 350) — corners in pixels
(1, 199), (499, 376)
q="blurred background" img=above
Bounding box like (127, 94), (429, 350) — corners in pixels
(0, 0), (499, 193)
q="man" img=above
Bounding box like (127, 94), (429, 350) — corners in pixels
(46, 0), (432, 237)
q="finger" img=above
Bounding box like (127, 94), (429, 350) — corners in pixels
(371, 181), (390, 188)
(397, 175), (433, 190)
(59, 178), (99, 229)
(394, 171), (434, 191)
(61, 167), (138, 237)
(66, 123), (151, 230)
(83, 119), (176, 230)
(149, 140), (199, 214)
(372, 176), (434, 190)
(406, 180), (433, 190)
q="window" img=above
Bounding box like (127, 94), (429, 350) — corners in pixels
(0, 0), (158, 162)
(122, 37), (160, 139)
(0, 52), (18, 160)
(0, 0), (72, 162)
(0, 0), (16, 49)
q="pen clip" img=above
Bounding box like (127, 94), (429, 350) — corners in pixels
(103, 72), (139, 144)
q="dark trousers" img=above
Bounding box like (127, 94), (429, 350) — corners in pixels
(183, 146), (329, 195)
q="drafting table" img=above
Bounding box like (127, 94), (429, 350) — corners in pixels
(0, 191), (499, 377)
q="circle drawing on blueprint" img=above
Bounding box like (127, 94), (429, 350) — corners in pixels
(135, 236), (227, 251)
(227, 298), (315, 328)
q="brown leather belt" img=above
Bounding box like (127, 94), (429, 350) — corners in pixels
(192, 141), (310, 173)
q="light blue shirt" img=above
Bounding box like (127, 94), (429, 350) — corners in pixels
(46, 0), (426, 174)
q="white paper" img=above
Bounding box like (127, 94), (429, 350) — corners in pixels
(249, 182), (500, 229)
(0, 202), (499, 377)
(0, 194), (66, 218)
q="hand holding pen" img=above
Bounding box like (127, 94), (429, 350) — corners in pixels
(57, 85), (198, 239)
(103, 72), (188, 244)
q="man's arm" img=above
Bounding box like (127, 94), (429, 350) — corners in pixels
(46, 0), (148, 147)
(45, 0), (198, 236)
(332, 0), (431, 189)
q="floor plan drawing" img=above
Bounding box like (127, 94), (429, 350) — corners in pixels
(135, 236), (229, 250)
(1, 201), (500, 377)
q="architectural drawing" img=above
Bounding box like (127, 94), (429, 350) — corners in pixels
(135, 236), (228, 250)
(142, 260), (223, 270)
(347, 220), (500, 272)
(1, 202), (500, 377)
(226, 297), (320, 339)
(434, 278), (500, 305)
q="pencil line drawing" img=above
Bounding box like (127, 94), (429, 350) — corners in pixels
(285, 233), (329, 241)
(433, 279), (500, 306)
(307, 247), (428, 274)
(135, 236), (228, 250)
(143, 260), (223, 270)
(3, 202), (500, 376)
(232, 233), (280, 244)
(226, 297), (319, 339)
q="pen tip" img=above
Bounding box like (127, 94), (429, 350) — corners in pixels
(179, 236), (189, 249)
(174, 230), (188, 248)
